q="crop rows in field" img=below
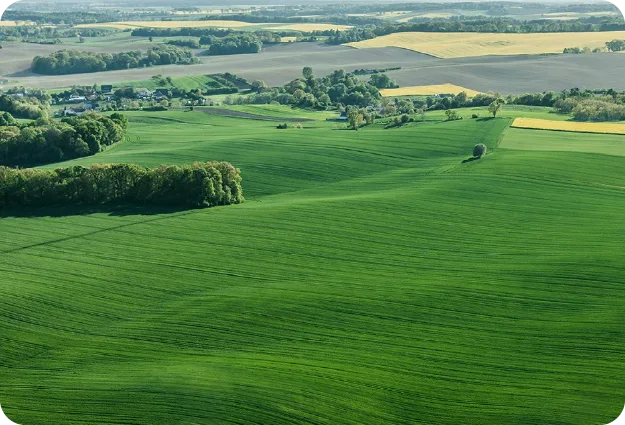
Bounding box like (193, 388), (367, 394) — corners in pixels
(2, 110), (625, 424)
(346, 31), (625, 58)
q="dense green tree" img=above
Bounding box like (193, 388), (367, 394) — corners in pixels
(0, 113), (127, 167)
(473, 143), (487, 157)
(0, 162), (243, 209)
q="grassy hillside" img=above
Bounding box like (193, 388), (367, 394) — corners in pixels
(1, 111), (624, 425)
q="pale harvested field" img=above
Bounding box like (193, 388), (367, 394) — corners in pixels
(75, 20), (256, 30)
(265, 24), (353, 31)
(346, 31), (625, 58)
(0, 20), (35, 26)
(280, 37), (298, 43)
(380, 83), (481, 97)
(511, 118), (625, 135)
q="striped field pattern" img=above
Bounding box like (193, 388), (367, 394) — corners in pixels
(1, 111), (624, 424)
(511, 117), (625, 135)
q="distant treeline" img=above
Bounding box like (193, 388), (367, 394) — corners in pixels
(2, 10), (117, 25)
(200, 13), (382, 26)
(327, 17), (625, 44)
(132, 27), (281, 43)
(0, 113), (127, 167)
(0, 26), (115, 43)
(0, 162), (243, 209)
(0, 95), (48, 120)
(132, 28), (280, 56)
(31, 45), (200, 75)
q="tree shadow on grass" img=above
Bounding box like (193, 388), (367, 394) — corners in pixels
(0, 204), (192, 219)
(462, 156), (481, 164)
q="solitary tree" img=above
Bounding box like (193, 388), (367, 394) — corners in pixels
(348, 109), (364, 130)
(473, 143), (487, 158)
(445, 109), (460, 121)
(488, 98), (505, 117)
(302, 67), (314, 80)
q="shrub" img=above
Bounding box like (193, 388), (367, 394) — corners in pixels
(473, 143), (487, 158)
(472, 114), (479, 119)
(277, 123), (288, 129)
(401, 114), (410, 124)
(445, 109), (460, 121)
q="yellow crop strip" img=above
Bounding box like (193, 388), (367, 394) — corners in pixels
(511, 118), (625, 135)
(380, 84), (482, 97)
(346, 31), (625, 58)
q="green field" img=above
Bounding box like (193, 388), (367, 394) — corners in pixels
(501, 127), (625, 157)
(1, 111), (625, 424)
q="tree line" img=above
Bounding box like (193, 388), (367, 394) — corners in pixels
(0, 112), (127, 167)
(0, 161), (243, 209)
(31, 45), (200, 75)
(327, 17), (625, 44)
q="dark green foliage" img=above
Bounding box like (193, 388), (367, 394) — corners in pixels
(31, 45), (199, 75)
(201, 33), (263, 56)
(605, 39), (625, 52)
(0, 95), (47, 120)
(0, 112), (18, 127)
(0, 113), (127, 167)
(166, 39), (201, 49)
(277, 123), (288, 129)
(353, 67), (402, 75)
(0, 162), (243, 209)
(473, 143), (487, 157)
(224, 68), (381, 109)
(369, 74), (399, 89)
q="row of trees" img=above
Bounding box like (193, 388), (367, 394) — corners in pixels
(31, 45), (199, 75)
(0, 113), (127, 167)
(0, 162), (243, 209)
(327, 17), (625, 44)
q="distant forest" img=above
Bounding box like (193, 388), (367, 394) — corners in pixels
(31, 46), (200, 75)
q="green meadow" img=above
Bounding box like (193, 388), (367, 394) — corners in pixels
(1, 109), (624, 424)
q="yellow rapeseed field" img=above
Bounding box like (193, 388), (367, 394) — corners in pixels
(265, 24), (353, 31)
(380, 84), (482, 97)
(75, 20), (256, 30)
(346, 31), (625, 58)
(511, 118), (625, 135)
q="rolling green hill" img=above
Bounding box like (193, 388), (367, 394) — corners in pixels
(1, 111), (624, 425)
